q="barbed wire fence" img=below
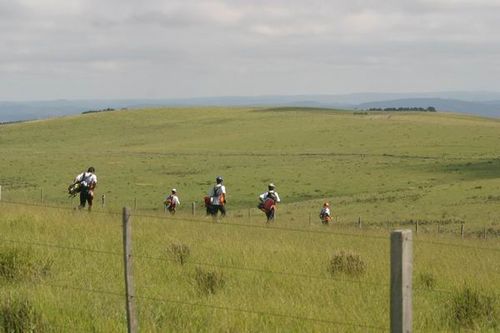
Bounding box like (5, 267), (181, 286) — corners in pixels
(1, 200), (499, 332)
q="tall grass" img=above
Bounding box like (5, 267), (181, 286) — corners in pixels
(0, 204), (498, 331)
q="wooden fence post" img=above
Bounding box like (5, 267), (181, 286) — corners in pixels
(122, 207), (138, 333)
(101, 194), (106, 208)
(483, 227), (487, 240)
(415, 220), (418, 234)
(192, 202), (196, 215)
(309, 213), (311, 225)
(461, 223), (464, 239)
(391, 230), (413, 333)
(358, 217), (361, 228)
(0, 185), (2, 201)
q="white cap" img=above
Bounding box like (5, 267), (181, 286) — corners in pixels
(171, 188), (177, 193)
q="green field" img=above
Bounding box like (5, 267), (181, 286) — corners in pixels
(1, 107), (499, 331)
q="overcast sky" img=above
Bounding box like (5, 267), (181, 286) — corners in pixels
(1, 0), (500, 101)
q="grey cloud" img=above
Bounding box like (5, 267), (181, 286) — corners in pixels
(0, 0), (499, 100)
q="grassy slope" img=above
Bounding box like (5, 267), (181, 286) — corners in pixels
(1, 107), (499, 231)
(1, 107), (499, 331)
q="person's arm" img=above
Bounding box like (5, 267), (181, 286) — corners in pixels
(275, 192), (281, 203)
(89, 175), (97, 189)
(259, 193), (266, 202)
(74, 173), (82, 183)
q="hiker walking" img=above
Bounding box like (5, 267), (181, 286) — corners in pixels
(73, 167), (97, 211)
(206, 176), (226, 217)
(258, 183), (281, 222)
(319, 202), (332, 225)
(165, 188), (180, 215)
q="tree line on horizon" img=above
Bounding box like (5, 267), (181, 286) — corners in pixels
(367, 106), (437, 112)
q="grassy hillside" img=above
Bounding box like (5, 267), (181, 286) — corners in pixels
(1, 107), (499, 232)
(0, 107), (499, 331)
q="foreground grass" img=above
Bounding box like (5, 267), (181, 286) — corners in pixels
(0, 205), (498, 332)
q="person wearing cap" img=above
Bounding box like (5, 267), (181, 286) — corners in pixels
(258, 183), (281, 222)
(319, 202), (332, 225)
(74, 167), (97, 211)
(165, 188), (180, 215)
(207, 176), (226, 217)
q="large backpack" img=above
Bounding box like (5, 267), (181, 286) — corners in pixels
(262, 197), (275, 212)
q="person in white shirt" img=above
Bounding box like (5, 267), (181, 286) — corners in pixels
(258, 183), (281, 222)
(165, 188), (181, 215)
(74, 167), (97, 211)
(207, 176), (226, 217)
(319, 202), (332, 225)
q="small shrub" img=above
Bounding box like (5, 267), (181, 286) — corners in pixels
(0, 295), (46, 332)
(418, 272), (436, 290)
(167, 243), (191, 265)
(328, 250), (366, 277)
(194, 267), (225, 295)
(0, 247), (52, 282)
(450, 284), (497, 329)
(0, 248), (36, 281)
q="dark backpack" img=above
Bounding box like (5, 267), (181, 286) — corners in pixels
(267, 191), (277, 202)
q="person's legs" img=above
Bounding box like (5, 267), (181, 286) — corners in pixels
(79, 190), (87, 209)
(265, 209), (273, 222)
(209, 205), (217, 216)
(87, 191), (94, 211)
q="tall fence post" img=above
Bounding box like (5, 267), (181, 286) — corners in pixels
(0, 185), (2, 201)
(391, 230), (413, 333)
(101, 194), (106, 208)
(461, 223), (464, 239)
(415, 220), (418, 234)
(122, 207), (137, 333)
(192, 202), (196, 215)
(358, 217), (361, 229)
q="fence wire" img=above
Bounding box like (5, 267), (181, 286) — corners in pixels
(2, 200), (499, 254)
(0, 238), (122, 258)
(133, 253), (388, 288)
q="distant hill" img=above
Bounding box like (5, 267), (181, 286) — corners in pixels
(0, 100), (132, 123)
(2, 92), (500, 122)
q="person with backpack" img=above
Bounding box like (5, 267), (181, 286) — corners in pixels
(73, 167), (97, 211)
(165, 188), (180, 215)
(258, 183), (281, 222)
(207, 176), (226, 217)
(319, 202), (332, 225)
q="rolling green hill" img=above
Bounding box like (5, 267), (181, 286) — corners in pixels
(1, 107), (499, 332)
(1, 106), (499, 233)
